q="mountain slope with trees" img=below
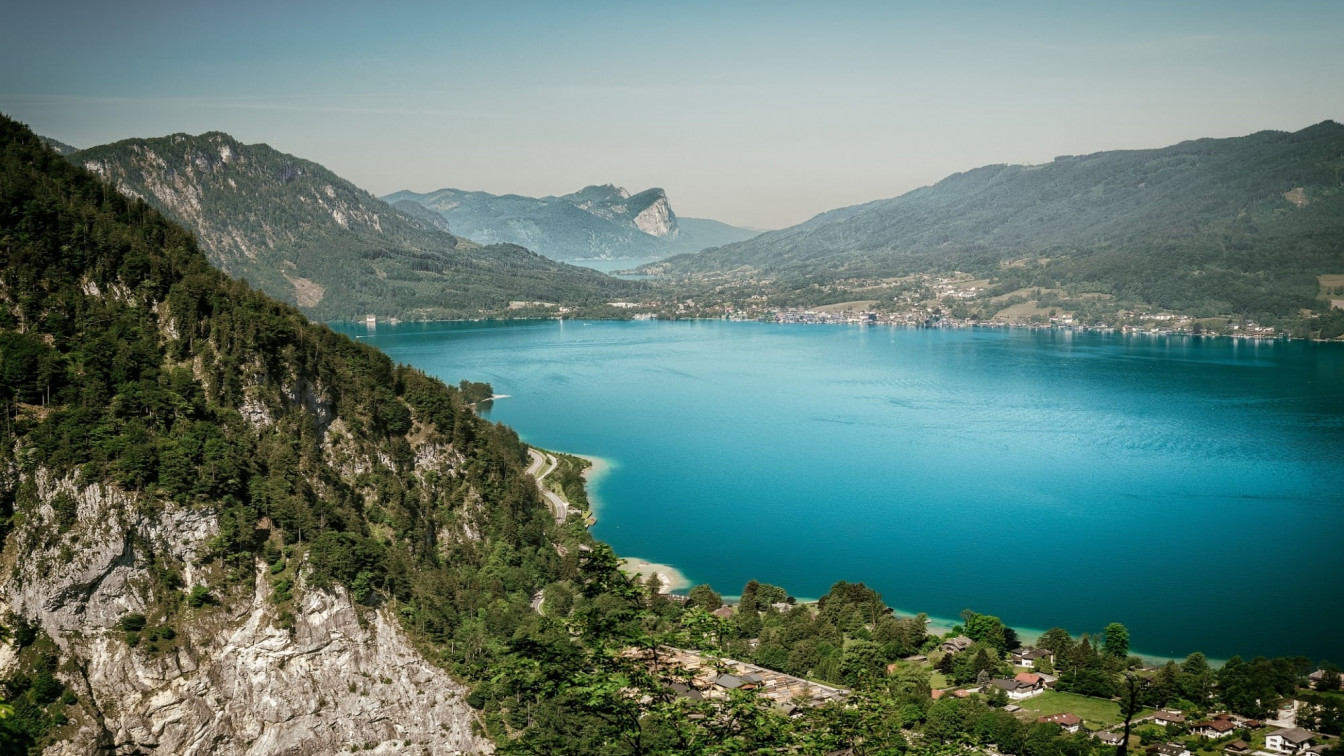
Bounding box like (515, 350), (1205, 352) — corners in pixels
(0, 112), (620, 752)
(645, 121), (1344, 320)
(69, 133), (640, 320)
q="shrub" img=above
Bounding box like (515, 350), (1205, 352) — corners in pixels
(186, 585), (213, 608)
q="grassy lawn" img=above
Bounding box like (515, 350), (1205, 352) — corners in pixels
(930, 671), (949, 689)
(1015, 691), (1148, 729)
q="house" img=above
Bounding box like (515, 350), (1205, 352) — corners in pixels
(1265, 728), (1318, 755)
(1038, 713), (1084, 733)
(1012, 647), (1054, 668)
(1224, 741), (1251, 755)
(940, 636), (974, 653)
(1192, 719), (1239, 738)
(712, 606), (735, 619)
(1155, 744), (1192, 756)
(1308, 669), (1339, 689)
(903, 654), (929, 663)
(1152, 711), (1186, 727)
(931, 689), (946, 700)
(990, 674), (1045, 700)
(714, 673), (764, 691)
(668, 682), (703, 700)
(1096, 732), (1125, 746)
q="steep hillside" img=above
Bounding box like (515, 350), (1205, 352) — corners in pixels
(384, 184), (758, 261)
(70, 133), (639, 320)
(0, 114), (604, 753)
(647, 121), (1344, 318)
(37, 136), (78, 156)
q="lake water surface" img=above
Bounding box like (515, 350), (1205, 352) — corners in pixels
(335, 320), (1344, 662)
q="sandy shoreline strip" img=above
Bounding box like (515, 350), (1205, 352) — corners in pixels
(574, 453), (613, 517)
(619, 557), (691, 594)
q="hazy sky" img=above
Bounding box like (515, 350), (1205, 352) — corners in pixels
(3, 0), (1342, 229)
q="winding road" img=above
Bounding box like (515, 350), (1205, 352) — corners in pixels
(526, 448), (569, 524)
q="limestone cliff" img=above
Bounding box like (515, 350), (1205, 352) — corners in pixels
(2, 466), (490, 756)
(628, 191), (676, 238)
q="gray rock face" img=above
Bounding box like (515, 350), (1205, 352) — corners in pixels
(1, 473), (491, 756)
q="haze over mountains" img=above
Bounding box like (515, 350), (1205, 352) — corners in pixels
(46, 121), (1344, 327)
(648, 121), (1344, 319)
(68, 132), (639, 320)
(385, 184), (760, 262)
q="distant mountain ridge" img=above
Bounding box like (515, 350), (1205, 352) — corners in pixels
(70, 133), (639, 319)
(384, 184), (759, 261)
(38, 134), (78, 155)
(645, 121), (1344, 318)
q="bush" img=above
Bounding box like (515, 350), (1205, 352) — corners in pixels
(186, 585), (213, 608)
(30, 672), (62, 705)
(118, 613), (146, 632)
(307, 531), (387, 588)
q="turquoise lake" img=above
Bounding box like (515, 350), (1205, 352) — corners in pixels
(334, 320), (1344, 663)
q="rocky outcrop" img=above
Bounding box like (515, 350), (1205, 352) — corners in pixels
(382, 184), (758, 261)
(0, 472), (491, 756)
(629, 192), (676, 238)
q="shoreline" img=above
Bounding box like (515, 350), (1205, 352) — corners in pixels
(332, 316), (1344, 344)
(886, 608), (1226, 667)
(618, 557), (691, 594)
(541, 443), (1233, 665)
(574, 453), (612, 520)
(534, 450), (690, 596)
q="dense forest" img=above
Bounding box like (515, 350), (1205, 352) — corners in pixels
(2, 114), (1343, 755)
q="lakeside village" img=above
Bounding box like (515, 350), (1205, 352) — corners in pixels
(615, 597), (1343, 756)
(496, 272), (1321, 338)
(514, 432), (1343, 756)
(660, 273), (1290, 338)
(505, 297), (1286, 338)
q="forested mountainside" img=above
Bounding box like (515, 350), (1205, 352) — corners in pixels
(69, 133), (639, 321)
(645, 121), (1344, 320)
(4, 115), (1340, 755)
(0, 114), (606, 753)
(384, 184), (758, 261)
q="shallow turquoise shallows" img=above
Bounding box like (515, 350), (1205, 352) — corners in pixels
(334, 320), (1344, 662)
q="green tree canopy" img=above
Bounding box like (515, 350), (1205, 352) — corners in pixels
(686, 584), (723, 611)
